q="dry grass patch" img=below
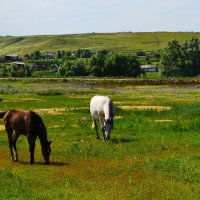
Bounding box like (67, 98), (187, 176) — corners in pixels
(35, 108), (66, 115)
(4, 98), (45, 102)
(115, 116), (123, 119)
(155, 119), (174, 122)
(35, 107), (88, 115)
(71, 124), (79, 128)
(119, 105), (171, 111)
(20, 98), (45, 101)
(69, 96), (90, 99)
(49, 125), (62, 129)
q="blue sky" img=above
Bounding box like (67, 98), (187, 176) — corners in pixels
(0, 0), (199, 36)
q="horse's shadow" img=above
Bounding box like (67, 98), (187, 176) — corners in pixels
(19, 161), (69, 166)
(111, 138), (139, 144)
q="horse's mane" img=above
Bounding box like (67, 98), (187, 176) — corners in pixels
(0, 111), (7, 119)
(30, 111), (47, 135)
(30, 111), (42, 121)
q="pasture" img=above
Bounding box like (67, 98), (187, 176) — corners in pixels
(0, 79), (200, 199)
(0, 32), (199, 54)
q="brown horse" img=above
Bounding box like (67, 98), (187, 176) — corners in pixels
(0, 110), (52, 165)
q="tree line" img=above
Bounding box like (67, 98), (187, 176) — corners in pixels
(58, 50), (143, 77)
(0, 50), (144, 77)
(0, 37), (200, 78)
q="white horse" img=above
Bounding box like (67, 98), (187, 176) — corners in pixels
(90, 96), (115, 140)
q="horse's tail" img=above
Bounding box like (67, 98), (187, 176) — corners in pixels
(0, 111), (7, 118)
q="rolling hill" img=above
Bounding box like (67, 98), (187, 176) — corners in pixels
(0, 32), (199, 55)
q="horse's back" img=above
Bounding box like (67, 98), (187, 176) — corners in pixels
(3, 110), (40, 135)
(90, 96), (112, 118)
(3, 110), (26, 134)
(90, 96), (110, 107)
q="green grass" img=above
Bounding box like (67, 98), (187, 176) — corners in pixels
(0, 32), (199, 55)
(0, 80), (200, 199)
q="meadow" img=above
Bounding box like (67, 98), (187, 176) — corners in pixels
(0, 79), (200, 200)
(0, 32), (199, 54)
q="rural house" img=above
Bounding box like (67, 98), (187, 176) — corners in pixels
(5, 54), (20, 61)
(141, 65), (158, 72)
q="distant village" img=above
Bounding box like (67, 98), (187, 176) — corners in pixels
(0, 50), (159, 78)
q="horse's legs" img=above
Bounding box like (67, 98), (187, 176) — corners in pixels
(5, 123), (14, 161)
(99, 116), (106, 140)
(93, 119), (100, 140)
(7, 134), (14, 161)
(12, 135), (19, 162)
(27, 136), (36, 165)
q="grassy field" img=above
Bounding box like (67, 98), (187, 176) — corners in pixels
(0, 79), (200, 199)
(0, 32), (199, 55)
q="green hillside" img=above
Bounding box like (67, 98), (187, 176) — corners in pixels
(0, 32), (199, 55)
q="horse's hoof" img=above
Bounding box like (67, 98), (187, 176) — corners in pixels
(29, 161), (34, 165)
(44, 161), (50, 165)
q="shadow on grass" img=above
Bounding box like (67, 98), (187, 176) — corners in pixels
(111, 138), (139, 144)
(19, 161), (69, 166)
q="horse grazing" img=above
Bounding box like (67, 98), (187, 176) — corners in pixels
(90, 96), (115, 140)
(0, 110), (52, 165)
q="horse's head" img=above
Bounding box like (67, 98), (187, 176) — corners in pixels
(104, 118), (113, 140)
(42, 140), (52, 164)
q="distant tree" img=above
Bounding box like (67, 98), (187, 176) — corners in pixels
(24, 65), (32, 77)
(0, 64), (32, 77)
(136, 51), (146, 56)
(159, 38), (200, 77)
(104, 53), (142, 77)
(97, 49), (110, 56)
(57, 50), (62, 59)
(65, 60), (88, 76)
(64, 61), (73, 76)
(159, 39), (184, 77)
(73, 60), (88, 76)
(182, 38), (200, 76)
(0, 65), (11, 77)
(90, 51), (107, 76)
(75, 49), (94, 58)
(31, 50), (42, 60)
(24, 54), (30, 59)
(90, 52), (142, 77)
(58, 65), (66, 77)
(153, 51), (161, 59)
(65, 51), (71, 56)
